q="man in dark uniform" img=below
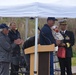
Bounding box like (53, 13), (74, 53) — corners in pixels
(40, 17), (59, 75)
(58, 20), (75, 75)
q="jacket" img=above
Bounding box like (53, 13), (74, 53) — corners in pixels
(8, 30), (21, 65)
(60, 30), (75, 57)
(8, 30), (21, 57)
(40, 24), (56, 45)
(0, 32), (16, 62)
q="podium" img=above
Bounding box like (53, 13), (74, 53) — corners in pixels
(24, 44), (55, 75)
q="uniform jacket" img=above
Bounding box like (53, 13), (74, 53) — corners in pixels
(40, 24), (56, 45)
(0, 32), (16, 62)
(60, 30), (75, 57)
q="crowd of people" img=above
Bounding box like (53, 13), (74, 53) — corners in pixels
(0, 17), (75, 75)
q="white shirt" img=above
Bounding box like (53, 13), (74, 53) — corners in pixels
(61, 30), (66, 34)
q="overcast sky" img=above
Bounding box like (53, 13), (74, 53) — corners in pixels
(0, 0), (76, 6)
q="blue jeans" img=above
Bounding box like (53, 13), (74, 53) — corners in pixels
(50, 52), (54, 75)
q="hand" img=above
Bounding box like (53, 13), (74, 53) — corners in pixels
(20, 39), (24, 44)
(61, 43), (66, 46)
(14, 39), (22, 45)
(56, 40), (61, 46)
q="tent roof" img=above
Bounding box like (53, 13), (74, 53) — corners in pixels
(0, 0), (76, 18)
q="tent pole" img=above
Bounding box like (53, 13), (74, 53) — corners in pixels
(34, 17), (38, 75)
(25, 17), (28, 40)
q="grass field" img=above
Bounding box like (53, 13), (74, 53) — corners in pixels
(73, 50), (76, 57)
(72, 57), (76, 66)
(72, 50), (76, 66)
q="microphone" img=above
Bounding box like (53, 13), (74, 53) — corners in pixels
(38, 27), (41, 31)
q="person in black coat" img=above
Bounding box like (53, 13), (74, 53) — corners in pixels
(8, 22), (22, 75)
(22, 36), (35, 73)
(58, 20), (75, 75)
(39, 17), (60, 75)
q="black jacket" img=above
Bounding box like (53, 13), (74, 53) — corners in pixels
(8, 30), (21, 57)
(22, 36), (35, 50)
(40, 24), (56, 45)
(60, 30), (75, 57)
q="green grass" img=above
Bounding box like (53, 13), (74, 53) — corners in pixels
(72, 50), (76, 66)
(73, 50), (76, 57)
(72, 57), (76, 66)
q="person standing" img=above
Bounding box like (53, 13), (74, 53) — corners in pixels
(0, 23), (21, 75)
(40, 17), (59, 75)
(58, 20), (75, 75)
(8, 22), (22, 75)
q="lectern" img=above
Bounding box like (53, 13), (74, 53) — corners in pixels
(24, 44), (55, 75)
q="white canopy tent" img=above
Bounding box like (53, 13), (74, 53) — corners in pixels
(0, 0), (76, 75)
(0, 0), (76, 17)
